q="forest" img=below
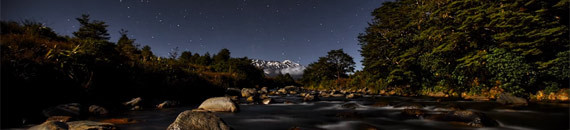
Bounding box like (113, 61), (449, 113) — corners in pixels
(302, 0), (569, 99)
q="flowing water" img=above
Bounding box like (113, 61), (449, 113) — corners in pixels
(116, 95), (569, 130)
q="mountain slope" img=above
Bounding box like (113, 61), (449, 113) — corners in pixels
(251, 59), (305, 79)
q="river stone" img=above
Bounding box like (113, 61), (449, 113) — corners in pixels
(262, 98), (272, 105)
(67, 121), (117, 130)
(123, 97), (142, 106)
(157, 101), (179, 109)
(259, 87), (269, 94)
(28, 121), (69, 130)
(341, 103), (360, 109)
(241, 88), (258, 97)
(167, 110), (231, 130)
(88, 105), (108, 116)
(303, 94), (317, 101)
(226, 88), (241, 96)
(400, 109), (426, 119)
(46, 116), (74, 123)
(246, 96), (256, 103)
(436, 110), (499, 127)
(346, 93), (361, 99)
(198, 97), (239, 112)
(496, 94), (527, 106)
(42, 103), (81, 118)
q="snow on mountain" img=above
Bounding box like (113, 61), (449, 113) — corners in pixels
(251, 59), (305, 78)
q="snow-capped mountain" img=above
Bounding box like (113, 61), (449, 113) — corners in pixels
(251, 59), (305, 79)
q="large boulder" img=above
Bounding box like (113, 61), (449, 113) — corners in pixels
(167, 110), (231, 130)
(241, 88), (258, 97)
(67, 121), (117, 130)
(28, 121), (69, 130)
(42, 103), (81, 117)
(198, 97), (239, 112)
(496, 93), (527, 106)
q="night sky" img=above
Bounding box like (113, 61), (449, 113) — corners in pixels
(1, 0), (387, 70)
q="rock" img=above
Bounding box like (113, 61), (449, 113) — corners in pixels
(400, 109), (426, 119)
(100, 118), (137, 125)
(433, 110), (499, 127)
(42, 103), (81, 117)
(67, 121), (117, 130)
(157, 101), (179, 109)
(46, 116), (74, 123)
(303, 94), (317, 102)
(246, 96), (256, 103)
(131, 106), (142, 111)
(284, 85), (298, 91)
(289, 91), (298, 95)
(241, 88), (258, 97)
(28, 121), (69, 130)
(346, 93), (361, 99)
(259, 87), (269, 94)
(262, 98), (272, 105)
(123, 97), (142, 106)
(556, 89), (569, 101)
(88, 105), (108, 116)
(319, 92), (331, 98)
(226, 88), (241, 96)
(284, 100), (294, 104)
(278, 88), (288, 94)
(341, 103), (360, 109)
(198, 97), (239, 112)
(167, 110), (231, 130)
(496, 93), (527, 106)
(260, 94), (269, 99)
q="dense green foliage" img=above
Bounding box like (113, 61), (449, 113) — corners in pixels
(302, 49), (355, 89)
(357, 0), (569, 96)
(0, 15), (266, 127)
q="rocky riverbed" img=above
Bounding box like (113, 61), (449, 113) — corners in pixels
(21, 87), (570, 130)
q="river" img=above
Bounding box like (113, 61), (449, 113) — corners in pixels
(115, 94), (569, 130)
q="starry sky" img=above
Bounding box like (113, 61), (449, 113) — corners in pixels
(1, 0), (388, 70)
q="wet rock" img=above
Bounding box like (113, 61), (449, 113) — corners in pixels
(303, 94), (318, 102)
(260, 94), (269, 99)
(289, 91), (298, 95)
(496, 94), (527, 106)
(100, 118), (138, 125)
(226, 88), (241, 96)
(123, 97), (142, 106)
(241, 88), (258, 97)
(67, 121), (117, 130)
(278, 88), (288, 94)
(319, 92), (331, 98)
(346, 93), (361, 99)
(46, 116), (74, 123)
(157, 101), (179, 109)
(284, 100), (294, 104)
(167, 110), (231, 130)
(131, 106), (142, 111)
(42, 103), (81, 118)
(262, 98), (272, 105)
(259, 87), (269, 94)
(246, 96), (256, 103)
(431, 110), (499, 127)
(198, 97), (239, 112)
(435, 103), (464, 111)
(341, 103), (360, 109)
(400, 109), (426, 119)
(88, 105), (108, 116)
(29, 121), (69, 130)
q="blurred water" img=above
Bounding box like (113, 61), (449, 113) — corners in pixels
(116, 95), (569, 130)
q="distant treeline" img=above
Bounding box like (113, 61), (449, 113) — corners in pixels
(302, 0), (569, 96)
(0, 14), (296, 127)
